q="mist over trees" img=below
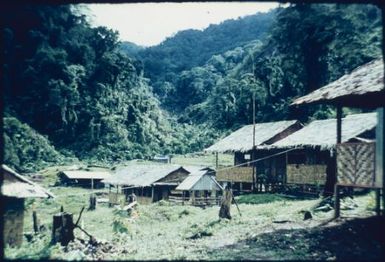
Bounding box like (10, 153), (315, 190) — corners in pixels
(2, 3), (382, 171)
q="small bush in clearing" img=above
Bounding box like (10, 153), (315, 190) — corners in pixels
(236, 194), (289, 205)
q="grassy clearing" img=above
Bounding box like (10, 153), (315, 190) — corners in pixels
(5, 164), (380, 260)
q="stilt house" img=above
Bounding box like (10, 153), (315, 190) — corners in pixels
(205, 120), (302, 193)
(267, 113), (377, 191)
(291, 58), (384, 214)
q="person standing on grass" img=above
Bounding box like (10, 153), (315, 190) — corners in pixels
(219, 184), (232, 219)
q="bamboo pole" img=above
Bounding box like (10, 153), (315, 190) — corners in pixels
(252, 92), (256, 192)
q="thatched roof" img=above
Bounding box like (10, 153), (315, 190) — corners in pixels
(102, 164), (189, 187)
(292, 59), (384, 107)
(205, 120), (301, 153)
(1, 164), (54, 198)
(267, 112), (377, 150)
(59, 170), (111, 180)
(176, 170), (222, 191)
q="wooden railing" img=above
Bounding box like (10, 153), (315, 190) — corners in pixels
(168, 196), (221, 206)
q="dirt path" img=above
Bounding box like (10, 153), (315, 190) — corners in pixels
(206, 216), (385, 260)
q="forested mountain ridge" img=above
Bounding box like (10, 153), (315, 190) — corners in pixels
(146, 4), (382, 129)
(120, 10), (276, 102)
(2, 4), (382, 172)
(2, 5), (220, 172)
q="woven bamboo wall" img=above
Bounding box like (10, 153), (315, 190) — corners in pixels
(287, 164), (327, 185)
(216, 167), (253, 183)
(337, 142), (376, 187)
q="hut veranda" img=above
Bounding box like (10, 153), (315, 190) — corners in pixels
(205, 120), (302, 193)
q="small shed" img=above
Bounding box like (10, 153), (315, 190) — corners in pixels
(172, 169), (223, 206)
(102, 164), (190, 204)
(1, 164), (54, 247)
(205, 120), (302, 192)
(57, 170), (111, 188)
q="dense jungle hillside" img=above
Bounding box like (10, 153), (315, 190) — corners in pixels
(2, 4), (382, 172)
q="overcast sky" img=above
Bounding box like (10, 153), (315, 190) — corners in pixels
(86, 2), (279, 47)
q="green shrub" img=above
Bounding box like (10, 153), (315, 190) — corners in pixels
(236, 194), (289, 205)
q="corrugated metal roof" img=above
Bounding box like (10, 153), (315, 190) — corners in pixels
(59, 170), (111, 180)
(102, 164), (188, 187)
(176, 171), (223, 191)
(1, 164), (54, 198)
(266, 112), (377, 150)
(205, 120), (300, 153)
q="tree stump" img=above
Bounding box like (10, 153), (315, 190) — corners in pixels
(219, 187), (232, 219)
(89, 195), (96, 210)
(303, 211), (313, 220)
(52, 212), (75, 246)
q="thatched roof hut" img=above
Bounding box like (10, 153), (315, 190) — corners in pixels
(57, 170), (111, 188)
(205, 120), (302, 153)
(292, 59), (384, 107)
(267, 113), (377, 151)
(102, 164), (190, 187)
(58, 170), (111, 180)
(1, 165), (53, 247)
(2, 164), (54, 198)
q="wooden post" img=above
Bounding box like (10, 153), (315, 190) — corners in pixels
(285, 152), (288, 186)
(335, 106), (343, 202)
(151, 185), (155, 202)
(192, 191), (196, 205)
(381, 6), (385, 215)
(89, 195), (96, 210)
(89, 178), (96, 210)
(252, 92), (256, 192)
(215, 152), (219, 169)
(375, 188), (381, 216)
(334, 184), (340, 218)
(32, 210), (39, 233)
(337, 106), (342, 144)
(52, 212), (75, 246)
(376, 108), (385, 215)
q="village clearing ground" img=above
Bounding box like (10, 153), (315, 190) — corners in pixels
(4, 164), (385, 260)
